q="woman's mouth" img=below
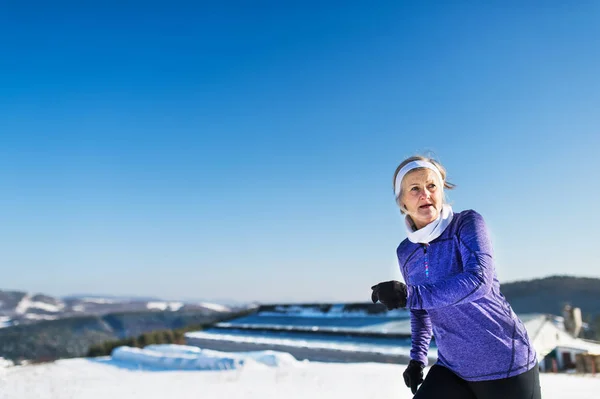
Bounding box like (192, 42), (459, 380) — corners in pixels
(419, 204), (433, 209)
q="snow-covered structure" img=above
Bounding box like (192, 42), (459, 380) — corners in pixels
(520, 314), (600, 372)
(109, 345), (299, 370)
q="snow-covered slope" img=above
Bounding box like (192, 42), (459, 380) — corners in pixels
(0, 289), (234, 328)
(0, 347), (597, 399)
(15, 294), (66, 314)
(109, 345), (298, 370)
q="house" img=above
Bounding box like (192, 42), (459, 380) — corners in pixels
(520, 313), (600, 372)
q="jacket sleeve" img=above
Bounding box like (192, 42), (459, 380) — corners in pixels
(398, 246), (432, 365)
(407, 210), (495, 310)
(409, 309), (433, 366)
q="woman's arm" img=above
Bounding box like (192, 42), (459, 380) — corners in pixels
(409, 309), (432, 365)
(397, 247), (432, 364)
(407, 210), (495, 310)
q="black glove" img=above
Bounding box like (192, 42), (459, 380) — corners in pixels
(370, 280), (408, 310)
(403, 359), (425, 394)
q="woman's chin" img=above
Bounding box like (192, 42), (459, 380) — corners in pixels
(415, 213), (438, 227)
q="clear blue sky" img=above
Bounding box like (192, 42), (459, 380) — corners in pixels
(1, 1), (599, 303)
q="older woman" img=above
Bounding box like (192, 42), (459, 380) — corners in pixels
(371, 156), (542, 399)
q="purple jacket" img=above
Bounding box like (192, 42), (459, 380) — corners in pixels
(398, 210), (537, 381)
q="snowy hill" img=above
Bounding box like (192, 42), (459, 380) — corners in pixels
(0, 289), (234, 329)
(0, 345), (597, 399)
(0, 293), (253, 363)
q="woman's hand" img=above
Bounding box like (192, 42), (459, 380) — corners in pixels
(403, 359), (425, 394)
(370, 280), (408, 310)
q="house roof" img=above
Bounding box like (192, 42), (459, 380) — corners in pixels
(521, 313), (600, 357)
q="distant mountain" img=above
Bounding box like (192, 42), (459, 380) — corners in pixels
(499, 275), (600, 318)
(0, 308), (249, 362)
(63, 294), (164, 302)
(0, 289), (234, 329)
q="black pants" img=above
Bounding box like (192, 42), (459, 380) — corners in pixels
(414, 364), (542, 399)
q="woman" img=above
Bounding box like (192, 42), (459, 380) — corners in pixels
(370, 156), (542, 399)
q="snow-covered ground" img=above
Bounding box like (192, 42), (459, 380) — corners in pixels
(186, 329), (424, 357)
(14, 295), (65, 314)
(0, 345), (598, 399)
(146, 302), (185, 311)
(198, 302), (232, 312)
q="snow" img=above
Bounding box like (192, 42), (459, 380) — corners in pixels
(524, 314), (600, 358)
(111, 346), (243, 370)
(198, 302), (231, 312)
(0, 316), (11, 328)
(111, 345), (300, 370)
(14, 295), (65, 314)
(185, 330), (428, 357)
(145, 301), (229, 312)
(143, 344), (202, 354)
(217, 317), (412, 334)
(145, 345), (299, 367)
(146, 302), (184, 311)
(0, 347), (597, 399)
(207, 313), (600, 364)
(23, 314), (58, 321)
(81, 297), (119, 304)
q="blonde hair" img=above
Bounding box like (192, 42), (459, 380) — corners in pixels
(392, 155), (456, 214)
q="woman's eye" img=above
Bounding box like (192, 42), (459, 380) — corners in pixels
(411, 187), (419, 191)
(428, 184), (436, 189)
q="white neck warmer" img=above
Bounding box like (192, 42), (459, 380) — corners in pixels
(405, 204), (454, 244)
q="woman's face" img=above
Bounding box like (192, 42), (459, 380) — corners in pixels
(400, 169), (443, 230)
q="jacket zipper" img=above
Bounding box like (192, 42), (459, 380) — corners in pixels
(422, 244), (430, 278)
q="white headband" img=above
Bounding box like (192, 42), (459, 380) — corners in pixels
(394, 160), (444, 198)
